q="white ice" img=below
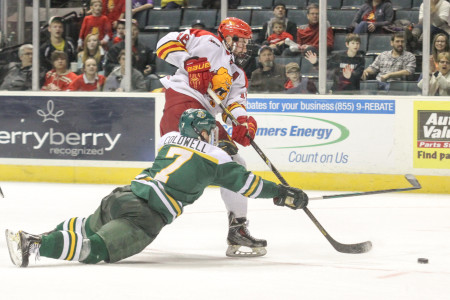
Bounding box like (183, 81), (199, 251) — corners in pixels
(0, 182), (449, 300)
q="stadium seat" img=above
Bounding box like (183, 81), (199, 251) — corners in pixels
(145, 9), (182, 30)
(138, 32), (159, 50)
(155, 57), (177, 76)
(153, 0), (161, 9)
(388, 81), (421, 95)
(300, 56), (318, 78)
(250, 10), (273, 30)
(180, 9), (218, 30)
(186, 0), (204, 8)
(392, 0), (412, 10)
(274, 56), (301, 66)
(308, 0), (342, 9)
(332, 33), (368, 53)
(287, 9), (308, 26)
(238, 0), (274, 9)
(327, 10), (356, 31)
(134, 9), (149, 31)
(360, 80), (381, 95)
(219, 9), (252, 26)
(412, 0), (421, 10)
(367, 34), (392, 56)
(282, 0), (308, 10)
(364, 55), (374, 69)
(341, 0), (364, 10)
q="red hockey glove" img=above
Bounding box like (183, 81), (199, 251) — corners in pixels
(232, 116), (257, 147)
(184, 56), (211, 94)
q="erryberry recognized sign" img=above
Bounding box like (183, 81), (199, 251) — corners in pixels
(0, 96), (155, 161)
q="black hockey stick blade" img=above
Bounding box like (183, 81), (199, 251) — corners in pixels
(303, 207), (372, 254)
(310, 174), (422, 201)
(0, 186), (3, 198)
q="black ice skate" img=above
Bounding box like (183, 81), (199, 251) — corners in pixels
(226, 212), (267, 257)
(5, 229), (42, 267)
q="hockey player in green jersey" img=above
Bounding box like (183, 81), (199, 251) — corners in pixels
(5, 109), (308, 267)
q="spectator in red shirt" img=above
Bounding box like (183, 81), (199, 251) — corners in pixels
(102, 0), (125, 29)
(78, 0), (113, 51)
(284, 3), (334, 57)
(42, 51), (77, 91)
(67, 57), (105, 91)
(264, 20), (294, 56)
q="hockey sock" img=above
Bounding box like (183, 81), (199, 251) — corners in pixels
(80, 234), (109, 264)
(39, 230), (85, 261)
(55, 217), (87, 237)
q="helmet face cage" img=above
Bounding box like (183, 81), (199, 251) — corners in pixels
(179, 109), (217, 145)
(218, 18), (253, 68)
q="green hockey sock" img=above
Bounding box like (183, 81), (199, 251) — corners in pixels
(40, 230), (85, 261)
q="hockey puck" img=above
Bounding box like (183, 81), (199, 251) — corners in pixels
(418, 258), (429, 264)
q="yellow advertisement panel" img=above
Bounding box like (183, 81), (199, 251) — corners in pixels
(414, 101), (450, 169)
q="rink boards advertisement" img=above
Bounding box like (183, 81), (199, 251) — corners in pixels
(413, 101), (450, 169)
(230, 98), (396, 173)
(0, 95), (156, 162)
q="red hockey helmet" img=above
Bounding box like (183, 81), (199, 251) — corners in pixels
(217, 17), (252, 40)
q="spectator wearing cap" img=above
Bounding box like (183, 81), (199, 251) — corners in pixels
(249, 46), (287, 93)
(192, 20), (206, 30)
(104, 19), (156, 77)
(40, 16), (77, 72)
(284, 62), (317, 94)
(256, 3), (298, 45)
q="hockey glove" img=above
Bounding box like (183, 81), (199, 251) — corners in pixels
(218, 139), (238, 156)
(232, 116), (257, 147)
(184, 56), (211, 94)
(274, 184), (309, 210)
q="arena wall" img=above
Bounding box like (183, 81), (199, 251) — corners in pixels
(0, 91), (448, 193)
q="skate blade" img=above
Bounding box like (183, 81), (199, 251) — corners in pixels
(226, 245), (267, 257)
(5, 229), (24, 267)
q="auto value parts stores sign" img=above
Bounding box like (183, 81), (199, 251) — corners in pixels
(0, 95), (155, 161)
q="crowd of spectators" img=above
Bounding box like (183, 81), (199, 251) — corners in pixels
(0, 0), (448, 95)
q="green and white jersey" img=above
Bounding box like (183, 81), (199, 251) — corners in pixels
(131, 132), (280, 224)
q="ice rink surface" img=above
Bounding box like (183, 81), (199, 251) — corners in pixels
(0, 181), (449, 300)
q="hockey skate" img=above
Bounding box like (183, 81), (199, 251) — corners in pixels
(5, 229), (42, 267)
(226, 213), (267, 257)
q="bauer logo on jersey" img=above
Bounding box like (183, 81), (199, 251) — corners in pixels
(211, 67), (232, 101)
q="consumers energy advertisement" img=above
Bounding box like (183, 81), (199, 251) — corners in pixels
(0, 96), (156, 161)
(234, 98), (396, 173)
(414, 101), (450, 169)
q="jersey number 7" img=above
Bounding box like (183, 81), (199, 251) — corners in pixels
(154, 147), (193, 183)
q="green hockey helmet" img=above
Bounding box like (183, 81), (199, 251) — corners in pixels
(179, 109), (218, 145)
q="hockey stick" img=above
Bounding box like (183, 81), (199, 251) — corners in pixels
(310, 174), (421, 200)
(207, 87), (372, 254)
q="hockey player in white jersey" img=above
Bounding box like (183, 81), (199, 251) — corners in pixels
(156, 17), (265, 257)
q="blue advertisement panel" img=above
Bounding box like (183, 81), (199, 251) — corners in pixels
(0, 96), (155, 161)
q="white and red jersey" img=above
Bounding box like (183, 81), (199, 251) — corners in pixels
(156, 29), (248, 124)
